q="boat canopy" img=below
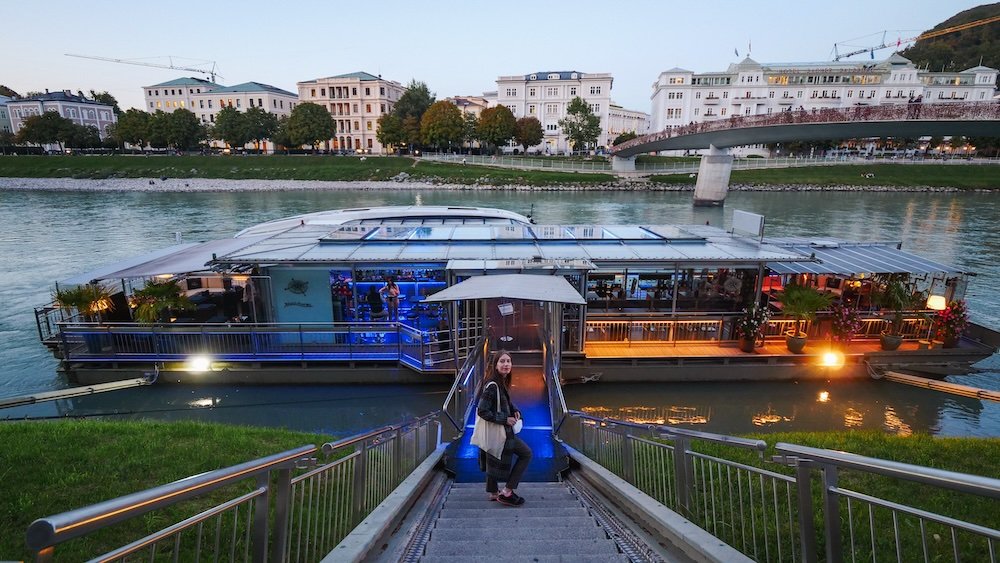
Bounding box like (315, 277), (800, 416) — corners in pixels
(764, 239), (967, 276)
(422, 273), (587, 305)
(61, 236), (269, 285)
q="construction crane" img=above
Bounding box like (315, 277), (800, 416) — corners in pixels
(832, 14), (1000, 61)
(65, 54), (223, 83)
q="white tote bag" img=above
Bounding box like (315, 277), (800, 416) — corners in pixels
(470, 382), (506, 458)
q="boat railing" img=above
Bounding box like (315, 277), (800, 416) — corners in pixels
(557, 410), (1000, 563)
(584, 311), (934, 344)
(26, 411), (446, 562)
(54, 321), (455, 373)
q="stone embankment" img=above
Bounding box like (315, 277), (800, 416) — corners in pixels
(0, 177), (972, 192)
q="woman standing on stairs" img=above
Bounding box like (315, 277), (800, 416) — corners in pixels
(478, 351), (533, 506)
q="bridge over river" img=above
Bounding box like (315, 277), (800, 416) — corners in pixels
(611, 101), (1000, 205)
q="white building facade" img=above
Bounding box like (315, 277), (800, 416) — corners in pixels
(0, 95), (12, 135)
(495, 71), (618, 154)
(650, 55), (998, 154)
(297, 72), (404, 154)
(608, 103), (650, 141)
(144, 77), (219, 113)
(7, 90), (117, 139)
(194, 82), (298, 153)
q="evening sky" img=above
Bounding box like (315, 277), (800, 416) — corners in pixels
(3, 0), (987, 114)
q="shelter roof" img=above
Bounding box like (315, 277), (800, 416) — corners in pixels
(763, 238), (966, 275)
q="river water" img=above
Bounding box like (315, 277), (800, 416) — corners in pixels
(2, 187), (998, 437)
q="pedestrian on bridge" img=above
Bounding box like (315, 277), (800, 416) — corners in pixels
(477, 351), (532, 506)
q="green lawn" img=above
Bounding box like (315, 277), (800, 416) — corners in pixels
(0, 154), (615, 185)
(0, 420), (328, 562)
(650, 164), (1000, 189)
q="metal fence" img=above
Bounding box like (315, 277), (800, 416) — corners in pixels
(26, 413), (444, 562)
(555, 411), (1000, 562)
(441, 335), (489, 433)
(53, 321), (454, 372)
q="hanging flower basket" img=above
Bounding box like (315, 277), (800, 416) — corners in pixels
(935, 300), (968, 348)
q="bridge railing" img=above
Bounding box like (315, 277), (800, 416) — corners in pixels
(614, 101), (1000, 155)
(557, 411), (1000, 563)
(26, 412), (446, 562)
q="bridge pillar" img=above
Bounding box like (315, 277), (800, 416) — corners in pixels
(692, 145), (733, 206)
(611, 155), (636, 173)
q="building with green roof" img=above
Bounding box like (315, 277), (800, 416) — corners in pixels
(297, 71), (405, 154)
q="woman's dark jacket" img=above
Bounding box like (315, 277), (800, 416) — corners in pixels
(476, 378), (520, 479)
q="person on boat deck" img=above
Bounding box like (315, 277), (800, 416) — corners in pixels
(365, 286), (386, 319)
(477, 351), (532, 507)
(379, 277), (400, 320)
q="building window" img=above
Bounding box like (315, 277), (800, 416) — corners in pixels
(569, 87), (576, 96)
(249, 99), (254, 107)
(258, 98), (263, 107)
(546, 87), (558, 96)
(797, 91), (803, 98)
(280, 100), (284, 108)
(589, 86), (601, 95)
(380, 87), (385, 95)
(695, 92), (701, 99)
(366, 121), (372, 131)
(353, 104), (359, 113)
(209, 114), (214, 122)
(156, 101), (161, 108)
(768, 91), (774, 98)
(311, 89), (316, 97)
(506, 88), (517, 96)
(529, 88), (536, 96)
(208, 100), (213, 108)
(155, 90), (159, 96)
(367, 138), (373, 149)
(722, 92), (728, 99)
(321, 88), (326, 96)
(506, 104), (516, 115)
(528, 105), (536, 115)
(694, 108), (699, 115)
(721, 108), (727, 116)
(546, 123), (557, 131)
(354, 121), (359, 130)
(365, 88), (370, 96)
(180, 101), (186, 108)
(366, 103), (371, 112)
(589, 103), (600, 113)
(545, 104), (558, 115)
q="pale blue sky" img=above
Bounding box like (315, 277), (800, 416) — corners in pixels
(4, 0), (986, 113)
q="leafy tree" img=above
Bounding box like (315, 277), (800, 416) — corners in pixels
(16, 112), (75, 151)
(114, 109), (151, 150)
(0, 130), (14, 146)
(244, 107), (278, 150)
(166, 109), (205, 150)
(147, 111), (171, 148)
(89, 90), (122, 115)
(271, 116), (299, 154)
(376, 114), (405, 153)
(213, 106), (252, 150)
(949, 135), (967, 151)
(462, 113), (479, 150)
(900, 3), (1000, 78)
(558, 97), (601, 152)
(392, 80), (435, 122)
(613, 131), (638, 146)
(65, 124), (101, 149)
(420, 101), (464, 151)
(476, 106), (516, 154)
(0, 85), (20, 98)
(287, 102), (335, 152)
(514, 117), (543, 154)
(402, 116), (421, 151)
(23, 91), (44, 98)
(926, 135), (944, 155)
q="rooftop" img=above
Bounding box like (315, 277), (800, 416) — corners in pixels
(304, 71), (387, 83)
(146, 77), (218, 88)
(9, 91), (111, 106)
(206, 82), (296, 96)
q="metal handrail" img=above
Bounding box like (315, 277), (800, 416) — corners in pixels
(441, 335), (488, 431)
(26, 444), (316, 553)
(567, 410), (767, 451)
(320, 410), (442, 455)
(775, 442), (1000, 498)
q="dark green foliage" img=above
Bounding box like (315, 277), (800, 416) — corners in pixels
(420, 101), (464, 151)
(476, 106), (516, 153)
(514, 117), (544, 153)
(901, 3), (1000, 77)
(0, 84), (20, 98)
(287, 102), (335, 151)
(392, 80), (435, 122)
(558, 97), (601, 151)
(612, 131), (638, 146)
(130, 279), (193, 323)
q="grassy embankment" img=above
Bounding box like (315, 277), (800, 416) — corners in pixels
(1, 420), (997, 561)
(0, 155), (614, 186)
(650, 164), (1000, 189)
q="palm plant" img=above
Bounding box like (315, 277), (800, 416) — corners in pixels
(130, 280), (193, 324)
(872, 275), (921, 350)
(53, 284), (114, 322)
(780, 283), (833, 353)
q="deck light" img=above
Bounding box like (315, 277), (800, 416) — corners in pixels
(186, 355), (213, 373)
(926, 295), (947, 311)
(820, 350), (845, 368)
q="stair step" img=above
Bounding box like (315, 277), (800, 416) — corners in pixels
(434, 516), (598, 530)
(449, 482), (566, 490)
(443, 498), (582, 509)
(430, 526), (608, 542)
(438, 507), (586, 519)
(423, 538), (621, 557)
(420, 555), (630, 563)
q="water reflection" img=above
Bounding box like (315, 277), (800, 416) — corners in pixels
(1, 384), (449, 438)
(564, 378), (993, 437)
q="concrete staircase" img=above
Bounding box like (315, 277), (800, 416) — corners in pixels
(417, 482), (629, 562)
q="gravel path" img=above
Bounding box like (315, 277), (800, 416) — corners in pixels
(0, 177), (969, 192)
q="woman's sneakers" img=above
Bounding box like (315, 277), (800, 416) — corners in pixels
(496, 491), (525, 506)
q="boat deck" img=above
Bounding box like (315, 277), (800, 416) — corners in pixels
(584, 338), (915, 359)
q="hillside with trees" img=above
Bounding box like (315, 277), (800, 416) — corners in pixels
(900, 3), (1000, 75)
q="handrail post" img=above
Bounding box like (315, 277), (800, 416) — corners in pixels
(795, 461), (819, 563)
(672, 434), (693, 516)
(252, 473), (270, 563)
(622, 433), (636, 485)
(352, 440), (369, 524)
(270, 466), (293, 562)
(820, 463), (842, 563)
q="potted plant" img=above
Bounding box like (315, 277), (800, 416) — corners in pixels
(53, 283), (114, 322)
(830, 302), (861, 346)
(873, 277), (918, 351)
(131, 280), (194, 324)
(935, 299), (968, 348)
(780, 284), (833, 354)
(735, 304), (771, 353)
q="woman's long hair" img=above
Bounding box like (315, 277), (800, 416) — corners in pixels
(484, 350), (513, 389)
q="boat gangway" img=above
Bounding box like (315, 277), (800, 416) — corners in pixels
(23, 335), (1000, 563)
